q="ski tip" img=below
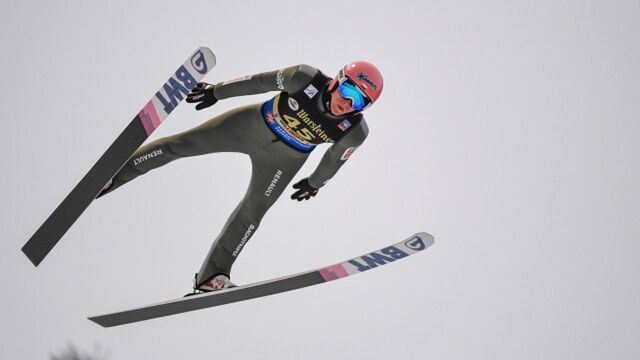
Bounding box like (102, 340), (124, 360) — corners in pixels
(196, 47), (216, 67)
(412, 232), (435, 249)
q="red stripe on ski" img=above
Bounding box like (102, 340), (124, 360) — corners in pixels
(139, 100), (162, 135)
(320, 264), (349, 281)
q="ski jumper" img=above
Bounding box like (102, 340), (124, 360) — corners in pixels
(100, 64), (369, 286)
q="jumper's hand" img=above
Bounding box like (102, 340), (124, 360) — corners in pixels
(186, 82), (217, 110)
(291, 178), (319, 201)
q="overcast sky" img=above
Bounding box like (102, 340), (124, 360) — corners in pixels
(1, 1), (639, 359)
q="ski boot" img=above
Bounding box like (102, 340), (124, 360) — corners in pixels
(185, 273), (236, 297)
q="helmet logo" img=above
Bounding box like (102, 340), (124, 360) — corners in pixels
(356, 72), (377, 90)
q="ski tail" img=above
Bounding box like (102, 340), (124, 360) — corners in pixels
(88, 232), (434, 327)
(22, 47), (216, 266)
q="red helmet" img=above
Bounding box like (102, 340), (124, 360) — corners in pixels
(328, 61), (384, 110)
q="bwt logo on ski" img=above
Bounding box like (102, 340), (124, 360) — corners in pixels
(155, 66), (198, 114)
(190, 50), (209, 75)
(348, 246), (409, 272)
(405, 236), (426, 251)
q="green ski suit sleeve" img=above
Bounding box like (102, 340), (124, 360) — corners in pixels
(307, 121), (369, 188)
(212, 64), (316, 100)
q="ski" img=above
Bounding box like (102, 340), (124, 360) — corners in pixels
(88, 232), (434, 327)
(21, 47), (216, 267)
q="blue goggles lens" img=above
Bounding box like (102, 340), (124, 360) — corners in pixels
(338, 80), (370, 111)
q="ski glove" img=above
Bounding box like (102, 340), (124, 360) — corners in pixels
(291, 178), (319, 201)
(186, 82), (217, 110)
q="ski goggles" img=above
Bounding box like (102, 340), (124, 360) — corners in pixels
(337, 72), (371, 111)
